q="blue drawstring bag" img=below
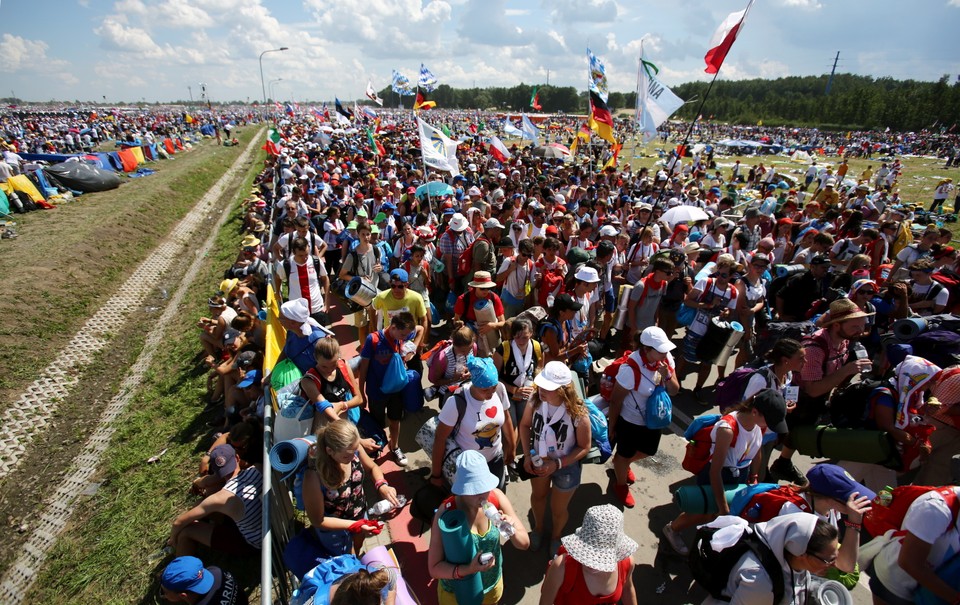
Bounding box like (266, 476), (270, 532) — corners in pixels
(381, 352), (409, 394)
(676, 304), (697, 327)
(645, 385), (673, 429)
(401, 369), (424, 412)
(445, 291), (457, 315)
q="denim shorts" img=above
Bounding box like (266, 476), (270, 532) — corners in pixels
(550, 460), (582, 492)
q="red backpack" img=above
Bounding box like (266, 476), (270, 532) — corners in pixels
(682, 414), (739, 475)
(537, 259), (567, 307)
(599, 352), (643, 401)
(741, 486), (812, 522)
(863, 486), (959, 537)
(456, 236), (483, 277)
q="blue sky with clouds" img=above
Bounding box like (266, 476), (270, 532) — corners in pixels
(1, 0), (958, 103)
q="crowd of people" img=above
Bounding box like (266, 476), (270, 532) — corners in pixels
(166, 109), (960, 605)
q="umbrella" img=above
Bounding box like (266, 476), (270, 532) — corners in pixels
(661, 206), (710, 227)
(416, 182), (454, 198)
(532, 144), (571, 159)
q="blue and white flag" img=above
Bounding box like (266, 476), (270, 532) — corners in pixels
(521, 114), (541, 145)
(419, 64), (438, 93)
(503, 120), (523, 138)
(391, 70), (416, 96)
(417, 117), (460, 175)
(637, 55), (684, 142)
(587, 48), (609, 103)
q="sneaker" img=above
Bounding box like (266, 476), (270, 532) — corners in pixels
(613, 483), (635, 508)
(769, 457), (808, 485)
(529, 531), (542, 551)
(626, 468), (636, 485)
(694, 391), (711, 407)
(393, 447), (409, 467)
(662, 522), (689, 556)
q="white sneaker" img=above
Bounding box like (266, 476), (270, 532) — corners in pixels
(393, 447), (409, 467)
(662, 522), (689, 556)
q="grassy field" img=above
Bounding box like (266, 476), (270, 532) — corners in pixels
(0, 127), (257, 408)
(25, 146), (266, 605)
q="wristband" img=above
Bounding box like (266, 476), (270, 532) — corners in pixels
(314, 399), (333, 413)
(453, 565), (461, 580)
(844, 520), (862, 531)
(375, 480), (389, 490)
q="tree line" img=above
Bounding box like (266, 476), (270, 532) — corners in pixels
(378, 73), (960, 132)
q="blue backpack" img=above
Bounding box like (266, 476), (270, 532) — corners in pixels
(584, 398), (613, 464)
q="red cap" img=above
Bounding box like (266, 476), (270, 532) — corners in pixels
(546, 225), (560, 236)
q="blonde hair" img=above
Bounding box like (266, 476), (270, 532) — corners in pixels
(314, 337), (341, 362)
(715, 253), (737, 271)
(314, 419), (360, 489)
(532, 383), (588, 420)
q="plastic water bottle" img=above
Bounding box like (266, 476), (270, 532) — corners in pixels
(877, 486), (893, 507)
(367, 494), (407, 517)
(483, 501), (516, 543)
(529, 449), (544, 468)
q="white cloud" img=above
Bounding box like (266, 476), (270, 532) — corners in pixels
(0, 34), (69, 73)
(545, 0), (620, 24)
(94, 18), (164, 55)
(504, 8), (530, 16)
(781, 0), (823, 8)
(949, 0), (960, 7)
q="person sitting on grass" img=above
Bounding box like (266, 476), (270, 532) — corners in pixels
(159, 555), (248, 605)
(168, 444), (262, 557)
(192, 419), (263, 497)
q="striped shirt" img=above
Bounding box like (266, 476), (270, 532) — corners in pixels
(224, 466), (263, 549)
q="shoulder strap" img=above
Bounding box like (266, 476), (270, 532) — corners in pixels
(500, 341), (511, 368)
(745, 532), (785, 605)
(282, 257), (291, 278)
(452, 392), (469, 436)
(624, 357), (643, 391)
(312, 255), (322, 277)
(533, 340), (542, 360)
(337, 358), (358, 397)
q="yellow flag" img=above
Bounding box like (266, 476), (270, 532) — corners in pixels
(185, 114), (194, 124)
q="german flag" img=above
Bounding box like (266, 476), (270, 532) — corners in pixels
(588, 91), (616, 145)
(414, 90), (437, 111)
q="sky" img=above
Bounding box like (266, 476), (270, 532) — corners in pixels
(1, 0), (958, 104)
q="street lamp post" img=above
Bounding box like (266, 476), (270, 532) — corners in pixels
(269, 78), (283, 103)
(259, 47), (289, 104)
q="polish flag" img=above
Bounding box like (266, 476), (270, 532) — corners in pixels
(704, 0), (755, 74)
(488, 136), (511, 162)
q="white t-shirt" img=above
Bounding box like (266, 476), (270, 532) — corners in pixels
(322, 219), (344, 248)
(911, 282), (950, 315)
(437, 384), (510, 462)
(276, 257), (327, 314)
(615, 350), (675, 426)
(831, 239), (863, 262)
(689, 278), (738, 336)
(700, 233), (725, 250)
(530, 402), (579, 459)
(710, 412), (763, 470)
(902, 488), (960, 568)
(496, 257), (533, 300)
(742, 368), (792, 402)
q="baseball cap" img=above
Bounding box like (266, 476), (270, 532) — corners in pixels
(236, 369), (260, 389)
(806, 463), (876, 502)
(484, 218), (505, 230)
(208, 444), (238, 479)
(599, 225), (618, 237)
(534, 361), (574, 391)
(552, 293), (583, 312)
(639, 326), (675, 353)
(161, 557), (215, 595)
(753, 389), (788, 434)
(390, 268), (409, 283)
(809, 255), (830, 266)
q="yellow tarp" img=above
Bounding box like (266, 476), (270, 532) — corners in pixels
(7, 174), (45, 203)
(129, 146), (146, 164)
(264, 284), (285, 372)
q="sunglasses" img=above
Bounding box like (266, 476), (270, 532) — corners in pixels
(716, 272), (730, 278)
(391, 282), (406, 289)
(807, 551), (838, 566)
(858, 290), (877, 296)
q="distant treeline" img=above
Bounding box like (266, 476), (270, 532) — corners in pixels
(378, 73), (960, 132)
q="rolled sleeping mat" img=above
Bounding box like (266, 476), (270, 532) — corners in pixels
(791, 426), (902, 470)
(775, 264), (806, 279)
(270, 435), (316, 481)
(473, 298), (499, 325)
(893, 317), (927, 340)
(438, 509), (483, 605)
(673, 484), (747, 514)
(714, 321), (745, 368)
(696, 317), (736, 365)
(613, 285), (633, 331)
(360, 546), (419, 605)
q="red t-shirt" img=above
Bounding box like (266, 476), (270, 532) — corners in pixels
(552, 545), (631, 605)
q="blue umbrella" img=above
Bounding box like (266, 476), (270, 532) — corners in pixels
(416, 182), (454, 198)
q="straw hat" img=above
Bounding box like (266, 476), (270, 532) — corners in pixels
(467, 271), (496, 288)
(821, 298), (874, 327)
(560, 505), (638, 572)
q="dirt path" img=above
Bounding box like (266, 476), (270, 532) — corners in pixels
(0, 130), (263, 603)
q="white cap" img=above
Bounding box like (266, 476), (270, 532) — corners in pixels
(467, 163), (478, 172)
(533, 361), (573, 391)
(574, 266), (601, 283)
(468, 186), (482, 196)
(639, 326), (675, 353)
(599, 225), (618, 237)
(483, 218), (505, 229)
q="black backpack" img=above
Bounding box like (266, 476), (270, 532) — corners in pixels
(689, 525), (784, 604)
(829, 378), (890, 429)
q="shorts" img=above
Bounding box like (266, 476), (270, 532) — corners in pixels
(682, 330), (704, 364)
(210, 520), (259, 555)
(439, 574), (503, 605)
(603, 290), (616, 313)
(313, 527), (353, 557)
(696, 465), (750, 486)
(368, 391), (405, 424)
(866, 563), (914, 605)
(614, 418), (662, 458)
(549, 460), (582, 492)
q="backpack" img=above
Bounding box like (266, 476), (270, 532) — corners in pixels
(754, 321), (816, 359)
(908, 330), (960, 370)
(737, 485), (812, 521)
(499, 340), (543, 381)
(863, 486), (959, 538)
(682, 414), (739, 475)
(538, 263), (566, 307)
(583, 398), (613, 464)
(599, 351), (641, 401)
(931, 269), (960, 313)
(282, 255), (324, 289)
(456, 234), (482, 277)
(828, 378), (891, 429)
(689, 524), (784, 605)
(714, 364), (775, 413)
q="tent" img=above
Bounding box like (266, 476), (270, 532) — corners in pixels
(790, 150), (813, 163)
(116, 148), (139, 172)
(0, 189), (9, 215)
(128, 146), (146, 164)
(163, 138), (176, 154)
(45, 162), (122, 192)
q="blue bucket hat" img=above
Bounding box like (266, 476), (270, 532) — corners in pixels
(451, 450), (499, 496)
(466, 354), (498, 388)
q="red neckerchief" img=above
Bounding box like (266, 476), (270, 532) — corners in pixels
(638, 349), (661, 372)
